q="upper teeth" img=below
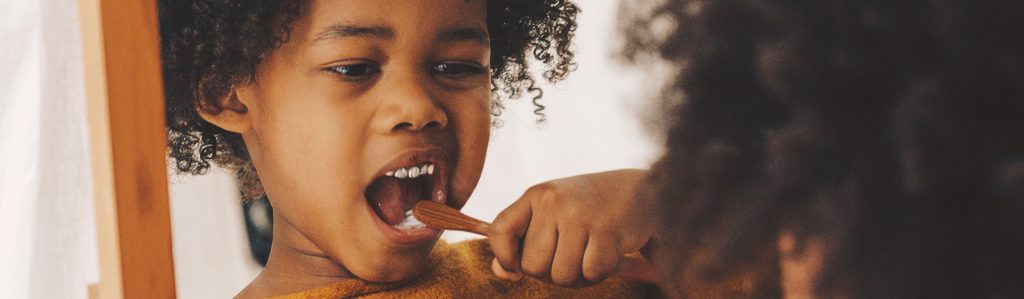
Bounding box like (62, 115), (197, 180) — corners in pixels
(385, 163), (435, 179)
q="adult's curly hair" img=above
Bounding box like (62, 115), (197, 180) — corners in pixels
(159, 0), (578, 200)
(623, 0), (1024, 297)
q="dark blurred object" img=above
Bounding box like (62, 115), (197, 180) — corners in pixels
(242, 195), (273, 266)
(622, 0), (1024, 297)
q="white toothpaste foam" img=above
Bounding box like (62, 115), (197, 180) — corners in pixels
(393, 210), (426, 230)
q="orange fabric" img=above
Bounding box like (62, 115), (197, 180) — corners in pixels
(275, 239), (655, 298)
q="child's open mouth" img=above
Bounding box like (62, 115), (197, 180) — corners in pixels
(365, 160), (447, 231)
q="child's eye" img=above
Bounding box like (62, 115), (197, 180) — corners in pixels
(431, 63), (485, 78)
(328, 63), (381, 80)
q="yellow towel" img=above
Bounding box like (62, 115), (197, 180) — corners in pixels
(275, 239), (657, 298)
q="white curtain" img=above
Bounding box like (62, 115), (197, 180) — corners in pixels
(0, 0), (100, 298)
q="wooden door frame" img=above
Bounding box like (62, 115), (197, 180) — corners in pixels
(81, 0), (177, 297)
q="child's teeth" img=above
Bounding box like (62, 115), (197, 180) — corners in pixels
(385, 164), (436, 179)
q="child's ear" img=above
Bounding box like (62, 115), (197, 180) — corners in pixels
(197, 88), (252, 134)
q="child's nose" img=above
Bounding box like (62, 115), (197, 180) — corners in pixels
(373, 77), (449, 134)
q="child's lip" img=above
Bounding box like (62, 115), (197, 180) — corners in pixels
(370, 147), (449, 182)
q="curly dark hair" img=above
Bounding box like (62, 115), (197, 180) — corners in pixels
(623, 0), (1024, 297)
(159, 0), (578, 199)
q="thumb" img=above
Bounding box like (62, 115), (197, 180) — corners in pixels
(491, 257), (524, 281)
(615, 256), (659, 283)
(488, 199), (531, 273)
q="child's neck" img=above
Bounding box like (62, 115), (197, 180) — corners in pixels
(237, 213), (356, 297)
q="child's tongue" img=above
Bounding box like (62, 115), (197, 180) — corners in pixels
(366, 177), (422, 226)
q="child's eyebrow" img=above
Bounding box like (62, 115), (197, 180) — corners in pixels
(437, 27), (490, 46)
(311, 24), (489, 47)
(313, 24), (395, 43)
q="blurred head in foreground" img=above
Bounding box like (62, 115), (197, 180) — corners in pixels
(624, 0), (1024, 297)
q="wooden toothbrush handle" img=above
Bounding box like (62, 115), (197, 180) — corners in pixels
(471, 222), (490, 236)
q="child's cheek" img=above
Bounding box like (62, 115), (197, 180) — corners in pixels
(447, 90), (491, 208)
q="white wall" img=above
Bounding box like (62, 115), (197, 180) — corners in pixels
(446, 0), (662, 241)
(167, 0), (662, 297)
(168, 169), (264, 299)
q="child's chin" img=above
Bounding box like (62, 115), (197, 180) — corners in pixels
(352, 250), (435, 283)
(357, 264), (431, 283)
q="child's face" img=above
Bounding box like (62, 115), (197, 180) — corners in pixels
(232, 0), (490, 282)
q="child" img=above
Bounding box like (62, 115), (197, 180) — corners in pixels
(622, 0), (1024, 297)
(160, 0), (656, 297)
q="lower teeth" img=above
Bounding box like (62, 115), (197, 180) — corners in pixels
(393, 210), (426, 230)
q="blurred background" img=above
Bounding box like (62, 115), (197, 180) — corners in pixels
(0, 0), (664, 298)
